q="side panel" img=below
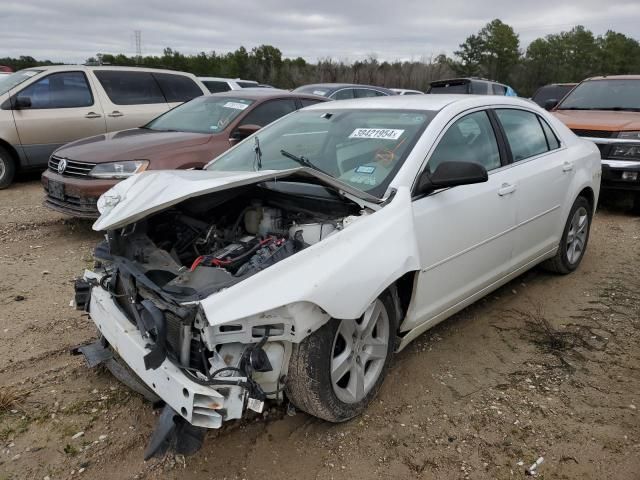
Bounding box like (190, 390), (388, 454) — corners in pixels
(89, 71), (170, 132)
(509, 149), (572, 268)
(10, 73), (108, 167)
(403, 167), (517, 332)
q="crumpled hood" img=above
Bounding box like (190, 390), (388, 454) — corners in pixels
(93, 168), (379, 232)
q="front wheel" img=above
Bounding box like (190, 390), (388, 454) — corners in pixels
(285, 293), (397, 422)
(543, 196), (592, 274)
(0, 146), (16, 189)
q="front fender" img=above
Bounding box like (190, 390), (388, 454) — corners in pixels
(199, 187), (421, 325)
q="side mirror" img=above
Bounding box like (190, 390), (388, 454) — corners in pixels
(230, 124), (261, 144)
(13, 96), (32, 109)
(544, 99), (558, 111)
(416, 161), (488, 196)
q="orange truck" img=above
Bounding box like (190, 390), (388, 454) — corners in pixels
(549, 75), (640, 210)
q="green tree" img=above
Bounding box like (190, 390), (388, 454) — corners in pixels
(454, 19), (520, 82)
(598, 30), (640, 75)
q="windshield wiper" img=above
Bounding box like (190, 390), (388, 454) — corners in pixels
(280, 149), (330, 176)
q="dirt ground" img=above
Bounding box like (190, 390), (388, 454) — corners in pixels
(0, 176), (638, 480)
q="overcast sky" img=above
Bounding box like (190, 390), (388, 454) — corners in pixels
(2, 0), (639, 64)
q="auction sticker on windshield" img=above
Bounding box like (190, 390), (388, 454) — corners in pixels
(349, 128), (405, 140)
(223, 101), (250, 110)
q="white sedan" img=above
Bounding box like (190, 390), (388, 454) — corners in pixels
(74, 95), (601, 457)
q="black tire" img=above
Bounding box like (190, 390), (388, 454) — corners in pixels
(543, 196), (592, 274)
(0, 145), (16, 189)
(632, 193), (640, 215)
(285, 292), (397, 423)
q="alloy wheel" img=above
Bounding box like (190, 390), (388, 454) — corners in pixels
(330, 299), (390, 404)
(566, 206), (589, 265)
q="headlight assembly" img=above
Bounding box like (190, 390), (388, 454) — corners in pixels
(611, 132), (640, 159)
(89, 160), (149, 179)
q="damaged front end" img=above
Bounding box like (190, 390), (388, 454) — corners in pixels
(73, 173), (367, 457)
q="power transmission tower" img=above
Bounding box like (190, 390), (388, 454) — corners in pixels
(134, 30), (142, 62)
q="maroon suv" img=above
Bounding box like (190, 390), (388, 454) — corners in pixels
(42, 90), (327, 218)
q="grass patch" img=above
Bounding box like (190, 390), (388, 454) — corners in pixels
(0, 386), (27, 413)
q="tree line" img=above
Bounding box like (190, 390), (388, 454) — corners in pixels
(1, 20), (638, 96)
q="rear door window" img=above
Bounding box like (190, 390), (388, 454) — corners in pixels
(16, 71), (93, 109)
(355, 88), (386, 98)
(153, 73), (203, 102)
(94, 70), (166, 105)
(539, 117), (561, 150)
(491, 84), (507, 95)
(470, 81), (488, 94)
(332, 89), (355, 100)
(203, 80), (231, 93)
(495, 109), (550, 161)
(240, 98), (298, 127)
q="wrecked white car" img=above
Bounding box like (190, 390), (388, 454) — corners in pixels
(73, 95), (601, 458)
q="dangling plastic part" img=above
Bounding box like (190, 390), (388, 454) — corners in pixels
(144, 405), (206, 460)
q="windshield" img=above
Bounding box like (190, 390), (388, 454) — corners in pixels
(207, 108), (435, 197)
(0, 70), (43, 96)
(557, 79), (640, 111)
(146, 96), (255, 134)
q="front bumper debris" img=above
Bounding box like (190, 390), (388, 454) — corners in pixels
(71, 338), (160, 403)
(80, 272), (247, 429)
(72, 339), (205, 459)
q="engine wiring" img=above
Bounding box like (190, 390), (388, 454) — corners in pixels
(178, 330), (279, 402)
(189, 236), (277, 271)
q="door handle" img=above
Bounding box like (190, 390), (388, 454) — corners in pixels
(84, 112), (102, 119)
(562, 161), (574, 172)
(497, 183), (516, 196)
(108, 111), (124, 117)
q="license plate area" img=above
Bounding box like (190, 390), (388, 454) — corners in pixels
(48, 180), (65, 200)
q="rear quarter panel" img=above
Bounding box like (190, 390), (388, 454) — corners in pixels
(546, 109), (602, 208)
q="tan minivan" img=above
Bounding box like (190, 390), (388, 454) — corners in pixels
(0, 65), (208, 188)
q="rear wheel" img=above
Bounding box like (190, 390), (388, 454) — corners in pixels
(543, 196), (592, 274)
(286, 293), (396, 422)
(0, 146), (16, 189)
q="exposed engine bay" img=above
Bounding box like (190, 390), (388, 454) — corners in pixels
(102, 180), (359, 298)
(75, 180), (366, 458)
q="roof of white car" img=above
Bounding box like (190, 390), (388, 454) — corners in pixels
(22, 65), (197, 76)
(302, 94), (538, 112)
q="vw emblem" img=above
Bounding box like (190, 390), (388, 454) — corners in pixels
(57, 158), (67, 175)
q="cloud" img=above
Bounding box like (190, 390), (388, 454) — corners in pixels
(1, 0), (638, 64)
